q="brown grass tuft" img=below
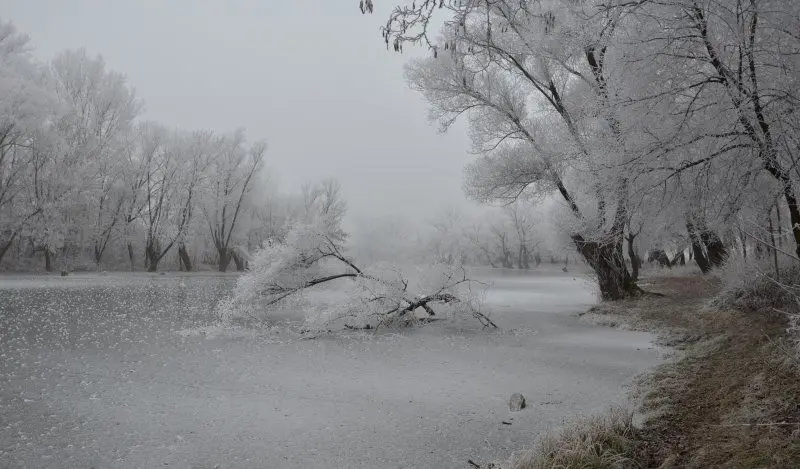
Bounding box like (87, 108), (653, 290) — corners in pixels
(509, 408), (640, 469)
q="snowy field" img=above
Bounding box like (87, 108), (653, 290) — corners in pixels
(0, 270), (661, 468)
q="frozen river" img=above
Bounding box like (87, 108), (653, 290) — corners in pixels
(0, 270), (660, 468)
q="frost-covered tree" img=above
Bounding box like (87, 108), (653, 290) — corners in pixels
(0, 19), (278, 272)
(425, 206), (470, 265)
(49, 49), (142, 269)
(138, 126), (211, 272)
(505, 202), (538, 269)
(402, 1), (643, 298)
(0, 19), (54, 265)
(199, 129), (266, 272)
(220, 215), (496, 332)
(297, 178), (348, 244)
(623, 0), (800, 257)
(361, 0), (800, 286)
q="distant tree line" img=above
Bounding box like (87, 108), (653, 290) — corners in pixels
(0, 19), (346, 273)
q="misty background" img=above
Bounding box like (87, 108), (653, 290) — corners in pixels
(5, 0), (475, 233)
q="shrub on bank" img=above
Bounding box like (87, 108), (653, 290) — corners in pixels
(714, 256), (800, 361)
(508, 408), (639, 469)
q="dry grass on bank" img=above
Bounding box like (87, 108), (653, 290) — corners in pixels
(506, 275), (800, 469)
(508, 408), (640, 469)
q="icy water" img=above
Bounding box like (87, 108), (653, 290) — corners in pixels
(0, 271), (660, 468)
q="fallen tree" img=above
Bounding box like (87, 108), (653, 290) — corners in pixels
(218, 218), (497, 332)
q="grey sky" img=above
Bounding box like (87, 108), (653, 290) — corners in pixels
(5, 0), (474, 228)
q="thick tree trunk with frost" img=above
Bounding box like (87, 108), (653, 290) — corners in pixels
(647, 250), (672, 268)
(686, 219), (711, 274)
(573, 235), (640, 301)
(691, 214), (727, 268)
(701, 229), (727, 268)
(554, 176), (639, 300)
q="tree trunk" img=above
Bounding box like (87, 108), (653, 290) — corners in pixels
(232, 250), (245, 271)
(482, 250), (497, 268)
(626, 234), (639, 282)
(178, 243), (192, 272)
(517, 244), (527, 269)
(128, 242), (135, 271)
(755, 242), (765, 260)
(94, 246), (103, 271)
(573, 235), (639, 300)
(738, 227), (747, 260)
(774, 202), (784, 248)
(0, 234), (15, 266)
(768, 211), (780, 279)
(217, 246), (231, 272)
(501, 249), (512, 268)
(686, 219), (711, 274)
(44, 248), (53, 272)
(700, 229), (727, 267)
(675, 250), (686, 266)
(146, 241), (160, 272)
(647, 249), (672, 267)
(774, 173), (800, 259)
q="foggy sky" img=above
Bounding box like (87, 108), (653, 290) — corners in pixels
(5, 0), (475, 229)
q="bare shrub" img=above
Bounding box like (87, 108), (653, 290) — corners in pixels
(714, 256), (800, 361)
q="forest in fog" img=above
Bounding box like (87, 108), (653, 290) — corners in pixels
(366, 0), (800, 299)
(2, 2), (800, 466)
(2, 0), (800, 302)
(0, 18), (571, 275)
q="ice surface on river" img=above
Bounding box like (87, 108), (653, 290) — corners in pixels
(0, 270), (660, 468)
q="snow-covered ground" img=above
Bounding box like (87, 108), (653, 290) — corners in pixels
(0, 270), (661, 468)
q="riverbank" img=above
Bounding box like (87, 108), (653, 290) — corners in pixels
(504, 276), (800, 468)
